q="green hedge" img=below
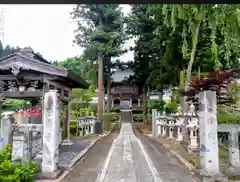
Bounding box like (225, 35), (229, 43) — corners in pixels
(0, 145), (38, 182)
(110, 108), (120, 113)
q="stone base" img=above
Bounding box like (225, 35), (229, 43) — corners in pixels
(35, 168), (63, 180)
(187, 146), (199, 154)
(225, 166), (240, 176)
(199, 169), (228, 182)
(61, 139), (73, 146)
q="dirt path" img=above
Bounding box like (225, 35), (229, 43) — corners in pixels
(60, 125), (120, 182)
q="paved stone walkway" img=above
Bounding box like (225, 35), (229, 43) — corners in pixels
(95, 123), (162, 182)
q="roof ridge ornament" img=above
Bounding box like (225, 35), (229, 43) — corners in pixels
(11, 65), (21, 75)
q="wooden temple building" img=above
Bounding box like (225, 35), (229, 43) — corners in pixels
(111, 69), (141, 109)
(0, 47), (88, 144)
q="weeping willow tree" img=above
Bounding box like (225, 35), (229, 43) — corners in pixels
(161, 4), (240, 91)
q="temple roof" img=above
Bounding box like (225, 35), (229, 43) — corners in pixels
(112, 70), (134, 83)
(0, 47), (89, 89)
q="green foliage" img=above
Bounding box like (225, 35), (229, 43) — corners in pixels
(133, 114), (144, 122)
(102, 112), (118, 130)
(0, 145), (38, 182)
(164, 101), (179, 114)
(217, 107), (240, 124)
(110, 108), (120, 113)
(148, 100), (166, 112)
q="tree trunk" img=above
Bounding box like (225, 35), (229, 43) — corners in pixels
(106, 66), (111, 112)
(183, 21), (201, 113)
(184, 21), (201, 91)
(143, 86), (149, 124)
(95, 53), (104, 134)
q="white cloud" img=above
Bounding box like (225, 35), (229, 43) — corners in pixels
(1, 4), (134, 62)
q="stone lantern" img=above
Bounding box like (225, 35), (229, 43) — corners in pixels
(167, 116), (175, 139)
(160, 117), (168, 137)
(175, 115), (185, 142)
(156, 115), (167, 136)
(186, 104), (199, 152)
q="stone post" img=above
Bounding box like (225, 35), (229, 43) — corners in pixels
(177, 127), (183, 142)
(152, 109), (157, 138)
(168, 119), (174, 139)
(138, 98), (141, 107)
(228, 130), (240, 172)
(111, 99), (114, 108)
(188, 127), (198, 152)
(0, 116), (12, 150)
(42, 90), (60, 174)
(129, 98), (132, 108)
(62, 100), (73, 145)
(199, 90), (220, 175)
(156, 116), (162, 136)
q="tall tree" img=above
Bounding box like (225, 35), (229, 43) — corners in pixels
(71, 4), (126, 133)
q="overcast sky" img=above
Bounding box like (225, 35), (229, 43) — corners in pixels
(1, 4), (134, 62)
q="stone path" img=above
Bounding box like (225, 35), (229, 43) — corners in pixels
(95, 123), (162, 182)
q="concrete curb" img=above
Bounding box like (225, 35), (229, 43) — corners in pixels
(36, 123), (117, 182)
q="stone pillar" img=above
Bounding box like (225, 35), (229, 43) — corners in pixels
(62, 101), (73, 145)
(199, 90), (220, 175)
(129, 98), (132, 108)
(111, 99), (114, 108)
(188, 128), (198, 152)
(177, 126), (183, 142)
(138, 98), (141, 107)
(0, 116), (12, 150)
(152, 109), (157, 138)
(162, 125), (167, 137)
(42, 90), (60, 173)
(169, 121), (174, 139)
(228, 130), (240, 172)
(156, 117), (162, 136)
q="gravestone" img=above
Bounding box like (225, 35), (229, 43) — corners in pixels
(41, 90), (60, 174)
(199, 91), (220, 175)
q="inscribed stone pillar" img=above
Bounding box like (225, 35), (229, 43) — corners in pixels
(228, 130), (240, 170)
(152, 109), (157, 138)
(42, 90), (60, 173)
(0, 116), (12, 150)
(199, 90), (220, 175)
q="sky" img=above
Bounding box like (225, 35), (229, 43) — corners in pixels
(0, 5), (134, 62)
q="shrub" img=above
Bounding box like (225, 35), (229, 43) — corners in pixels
(165, 101), (178, 114)
(217, 107), (240, 124)
(132, 108), (143, 114)
(110, 108), (120, 113)
(148, 100), (166, 112)
(0, 145), (38, 182)
(133, 114), (144, 122)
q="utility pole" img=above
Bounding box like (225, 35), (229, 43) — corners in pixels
(0, 7), (4, 46)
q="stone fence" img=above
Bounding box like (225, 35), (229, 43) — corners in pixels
(151, 90), (240, 180)
(73, 116), (96, 136)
